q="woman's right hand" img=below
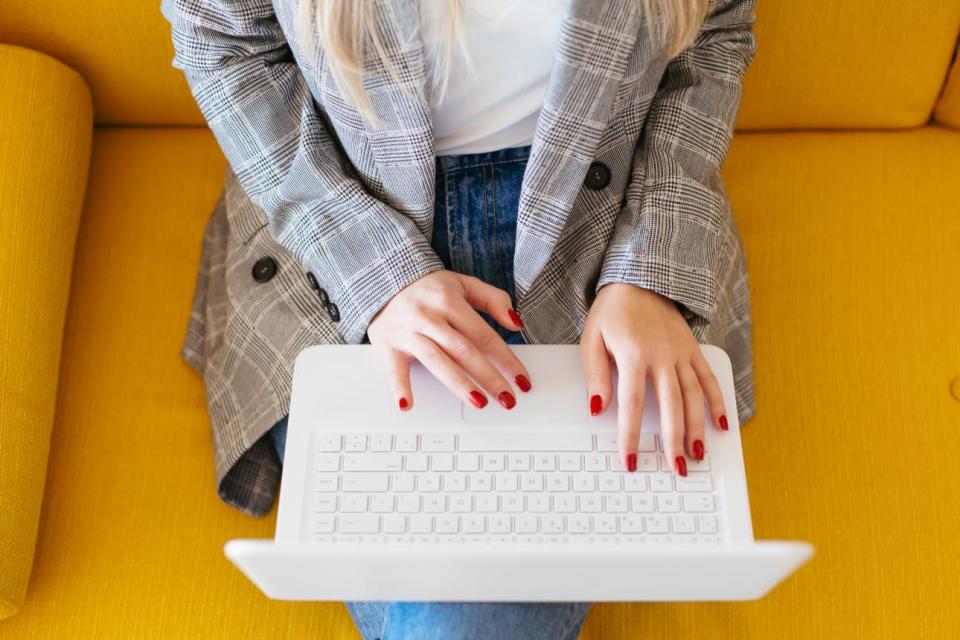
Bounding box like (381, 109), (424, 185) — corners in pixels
(366, 270), (533, 412)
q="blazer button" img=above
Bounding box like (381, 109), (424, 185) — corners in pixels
(252, 256), (278, 283)
(318, 288), (330, 306)
(306, 271), (319, 290)
(326, 302), (340, 322)
(584, 161), (611, 190)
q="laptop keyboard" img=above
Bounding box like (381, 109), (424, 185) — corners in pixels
(307, 432), (725, 546)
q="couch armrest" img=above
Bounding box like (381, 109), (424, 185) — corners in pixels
(934, 42), (960, 128)
(0, 44), (92, 619)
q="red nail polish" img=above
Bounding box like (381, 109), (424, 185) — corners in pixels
(468, 390), (488, 408)
(693, 440), (704, 461)
(498, 391), (516, 410)
(627, 453), (637, 472)
(508, 309), (524, 328)
(515, 374), (532, 392)
(590, 394), (602, 416)
(719, 415), (729, 431)
(675, 456), (687, 477)
(398, 397), (409, 410)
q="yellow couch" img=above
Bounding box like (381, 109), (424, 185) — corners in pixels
(1, 1), (959, 637)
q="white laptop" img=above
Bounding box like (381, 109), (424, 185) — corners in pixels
(226, 344), (813, 601)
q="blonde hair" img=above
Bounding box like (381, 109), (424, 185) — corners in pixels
(298, 0), (708, 128)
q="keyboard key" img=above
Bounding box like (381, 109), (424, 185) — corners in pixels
(630, 495), (654, 513)
(344, 434), (367, 452)
(421, 434), (455, 452)
(676, 474), (713, 492)
(528, 495), (551, 513)
(489, 515), (512, 533)
(596, 435), (617, 452)
(443, 473), (467, 492)
(554, 495), (576, 513)
(597, 473), (621, 492)
(604, 495), (628, 513)
(397, 495), (419, 513)
(508, 454), (531, 471)
(620, 515), (644, 533)
(391, 473), (415, 492)
(476, 494), (498, 512)
(542, 516), (564, 533)
(584, 453), (605, 472)
(449, 494), (472, 513)
(533, 454), (556, 471)
(311, 516), (336, 533)
(423, 495), (446, 513)
(406, 454), (429, 472)
(432, 454), (455, 472)
(314, 495), (337, 512)
(314, 473), (339, 492)
(624, 474), (647, 492)
(516, 515), (539, 533)
(383, 515), (406, 533)
(340, 495), (367, 512)
(462, 514), (485, 533)
(685, 455), (711, 472)
(698, 515), (719, 534)
(559, 454), (582, 471)
(635, 453), (658, 472)
(316, 454), (340, 472)
(638, 434), (657, 452)
(417, 475), (440, 492)
(460, 433), (592, 452)
(496, 473), (519, 492)
(546, 474), (569, 492)
(657, 495), (681, 513)
(341, 474), (389, 492)
(317, 434), (342, 452)
(409, 515), (433, 533)
(684, 495), (716, 513)
(672, 514), (696, 533)
(469, 473), (493, 492)
(339, 515), (380, 534)
(370, 434), (393, 452)
(342, 453), (402, 472)
(436, 515), (459, 534)
(579, 494), (602, 513)
(370, 495), (393, 513)
(502, 494), (524, 513)
(482, 454), (505, 472)
(457, 453), (480, 472)
(569, 515), (591, 534)
(645, 515), (669, 534)
(650, 474), (673, 492)
(573, 473), (595, 492)
(520, 474), (544, 492)
(594, 515), (617, 534)
(396, 434), (418, 452)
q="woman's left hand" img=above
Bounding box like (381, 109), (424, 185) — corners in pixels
(580, 283), (728, 476)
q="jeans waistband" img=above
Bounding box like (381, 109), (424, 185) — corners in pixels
(435, 144), (533, 173)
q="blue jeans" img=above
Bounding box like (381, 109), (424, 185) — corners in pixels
(270, 144), (591, 639)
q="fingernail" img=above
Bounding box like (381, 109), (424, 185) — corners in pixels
(498, 390), (516, 410)
(627, 453), (637, 473)
(508, 309), (524, 328)
(719, 415), (729, 431)
(589, 394), (602, 416)
(515, 374), (532, 393)
(693, 440), (704, 461)
(468, 390), (488, 408)
(398, 397), (409, 411)
(675, 456), (688, 477)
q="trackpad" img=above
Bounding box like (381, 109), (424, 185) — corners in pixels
(460, 356), (589, 424)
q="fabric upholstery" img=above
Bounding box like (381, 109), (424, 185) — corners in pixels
(0, 45), (92, 620)
(0, 126), (957, 636)
(935, 46), (960, 127)
(0, 1), (958, 128)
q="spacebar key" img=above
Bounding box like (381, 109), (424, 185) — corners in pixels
(459, 433), (593, 452)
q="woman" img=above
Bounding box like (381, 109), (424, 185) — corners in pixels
(163, 0), (756, 636)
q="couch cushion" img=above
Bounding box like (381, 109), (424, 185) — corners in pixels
(0, 45), (92, 620)
(3, 126), (958, 636)
(1, 1), (958, 129)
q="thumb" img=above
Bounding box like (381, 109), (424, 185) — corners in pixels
(455, 274), (524, 331)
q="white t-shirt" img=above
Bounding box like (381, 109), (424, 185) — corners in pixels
(419, 0), (566, 156)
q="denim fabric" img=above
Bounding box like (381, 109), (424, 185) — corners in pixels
(269, 144), (591, 639)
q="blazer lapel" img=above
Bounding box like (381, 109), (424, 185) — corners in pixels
(513, 0), (645, 297)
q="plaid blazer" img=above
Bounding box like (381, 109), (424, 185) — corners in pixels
(162, 0), (757, 516)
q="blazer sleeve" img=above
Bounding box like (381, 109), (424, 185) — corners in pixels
(594, 0), (756, 325)
(161, 0), (445, 344)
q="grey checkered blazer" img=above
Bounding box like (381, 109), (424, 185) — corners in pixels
(162, 0), (757, 516)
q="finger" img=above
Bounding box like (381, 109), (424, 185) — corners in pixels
(580, 328), (611, 417)
(449, 300), (533, 393)
(420, 319), (517, 410)
(655, 366), (687, 477)
(677, 363), (705, 461)
(406, 333), (489, 408)
(382, 348), (414, 411)
(614, 351), (646, 473)
(456, 273), (524, 331)
(691, 355), (728, 431)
